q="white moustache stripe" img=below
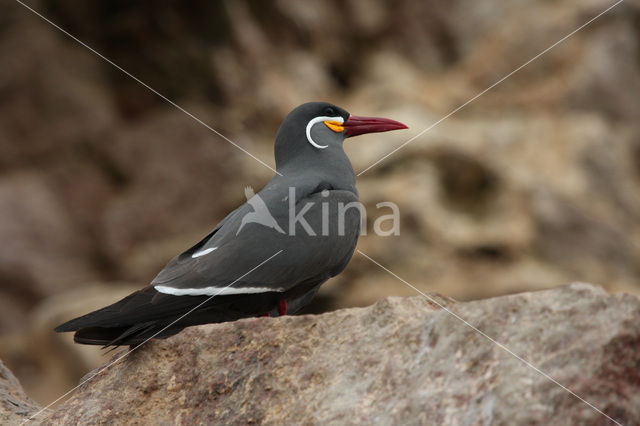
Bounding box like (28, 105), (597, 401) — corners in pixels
(306, 115), (344, 149)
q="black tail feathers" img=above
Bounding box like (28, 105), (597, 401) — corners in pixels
(71, 323), (184, 347)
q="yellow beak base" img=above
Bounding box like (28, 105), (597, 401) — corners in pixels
(324, 120), (344, 133)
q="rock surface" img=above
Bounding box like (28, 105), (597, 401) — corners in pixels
(3, 0), (640, 406)
(9, 283), (631, 425)
(0, 360), (39, 425)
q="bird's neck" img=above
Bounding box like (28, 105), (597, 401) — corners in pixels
(276, 148), (356, 193)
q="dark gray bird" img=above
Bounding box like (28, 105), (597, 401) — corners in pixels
(55, 102), (408, 346)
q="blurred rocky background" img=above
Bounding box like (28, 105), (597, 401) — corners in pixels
(1, 0), (639, 406)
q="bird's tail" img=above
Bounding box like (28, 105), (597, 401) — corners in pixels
(71, 323), (184, 347)
(54, 288), (188, 347)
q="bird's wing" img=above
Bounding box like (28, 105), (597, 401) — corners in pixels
(150, 189), (361, 295)
(55, 188), (361, 337)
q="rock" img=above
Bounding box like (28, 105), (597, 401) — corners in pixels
(0, 173), (97, 305)
(0, 359), (39, 425)
(100, 107), (241, 282)
(0, 2), (115, 168)
(345, 111), (640, 303)
(3, 0), (640, 414)
(0, 283), (143, 405)
(34, 283), (639, 425)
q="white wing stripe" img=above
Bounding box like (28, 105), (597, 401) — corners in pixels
(191, 247), (217, 258)
(154, 284), (281, 296)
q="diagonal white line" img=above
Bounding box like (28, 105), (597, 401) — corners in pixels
(357, 249), (623, 426)
(13, 0), (282, 177)
(357, 0), (625, 176)
(21, 249), (284, 424)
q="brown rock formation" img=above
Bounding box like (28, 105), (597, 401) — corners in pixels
(13, 283), (633, 425)
(2, 0), (640, 409)
(0, 360), (39, 425)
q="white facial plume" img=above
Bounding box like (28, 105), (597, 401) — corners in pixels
(305, 116), (345, 149)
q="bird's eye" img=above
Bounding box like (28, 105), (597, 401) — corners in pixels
(324, 107), (335, 116)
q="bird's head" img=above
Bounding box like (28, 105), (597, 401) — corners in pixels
(274, 102), (408, 171)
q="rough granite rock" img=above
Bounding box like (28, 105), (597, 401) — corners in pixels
(23, 283), (636, 425)
(0, 360), (39, 425)
(4, 0), (640, 401)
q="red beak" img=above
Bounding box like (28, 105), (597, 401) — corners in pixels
(343, 115), (408, 138)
